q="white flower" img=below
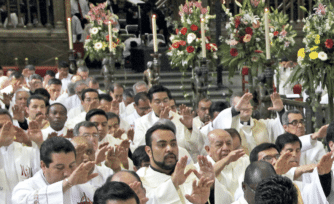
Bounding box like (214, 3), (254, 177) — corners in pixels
(187, 18), (191, 24)
(187, 33), (196, 44)
(269, 33), (274, 38)
(90, 27), (99, 35)
(213, 52), (218, 59)
(182, 60), (188, 66)
(318, 52), (328, 61)
(94, 42), (103, 50)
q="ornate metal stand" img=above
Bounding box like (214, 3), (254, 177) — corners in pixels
(144, 52), (161, 88)
(69, 49), (77, 74)
(192, 58), (209, 109)
(101, 53), (115, 91)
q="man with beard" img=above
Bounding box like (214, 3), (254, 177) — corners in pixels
(282, 109), (327, 165)
(137, 123), (233, 203)
(42, 103), (69, 140)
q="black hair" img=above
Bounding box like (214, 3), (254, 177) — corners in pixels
(134, 92), (149, 105)
(93, 181), (140, 204)
(255, 175), (298, 204)
(225, 128), (241, 144)
(275, 133), (302, 153)
(40, 137), (76, 168)
(209, 101), (229, 118)
(132, 145), (150, 169)
(27, 94), (47, 107)
(250, 143), (280, 163)
(99, 93), (113, 102)
(108, 83), (124, 93)
(106, 112), (120, 124)
(147, 85), (172, 101)
(58, 61), (69, 69)
(124, 88), (134, 98)
(10, 71), (23, 79)
(45, 70), (56, 78)
(33, 88), (51, 101)
(47, 103), (67, 115)
(47, 78), (62, 86)
(25, 64), (35, 70)
(86, 109), (108, 121)
(81, 88), (99, 101)
(29, 74), (43, 82)
(145, 123), (175, 147)
(326, 120), (334, 151)
(0, 109), (13, 121)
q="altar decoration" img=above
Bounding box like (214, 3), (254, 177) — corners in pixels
(84, 2), (124, 61)
(166, 0), (217, 71)
(288, 0), (334, 121)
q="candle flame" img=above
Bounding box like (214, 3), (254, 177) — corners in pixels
(67, 17), (71, 21)
(265, 8), (269, 13)
(152, 14), (157, 18)
(108, 21), (112, 25)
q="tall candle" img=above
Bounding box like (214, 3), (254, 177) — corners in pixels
(264, 8), (271, 59)
(152, 14), (158, 52)
(67, 18), (73, 50)
(108, 21), (113, 53)
(201, 18), (206, 58)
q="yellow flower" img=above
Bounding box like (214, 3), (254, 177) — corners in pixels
(315, 39), (320, 44)
(309, 51), (318, 60)
(298, 48), (305, 58)
(316, 35), (320, 40)
(310, 46), (318, 51)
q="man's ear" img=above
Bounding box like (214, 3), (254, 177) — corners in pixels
(204, 145), (210, 154)
(40, 160), (47, 170)
(283, 124), (288, 132)
(145, 146), (152, 158)
(329, 141), (334, 151)
(133, 166), (138, 172)
(242, 182), (246, 192)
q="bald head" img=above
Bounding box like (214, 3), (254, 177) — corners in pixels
(71, 75), (83, 83)
(205, 129), (233, 162)
(110, 171), (142, 186)
(244, 161), (276, 185)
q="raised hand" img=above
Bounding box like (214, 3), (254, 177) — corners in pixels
(113, 128), (125, 139)
(14, 126), (32, 146)
(64, 129), (74, 139)
(0, 122), (15, 147)
(74, 144), (87, 165)
(119, 139), (130, 150)
(226, 149), (245, 164)
(12, 80), (22, 94)
(317, 151), (334, 175)
(95, 142), (109, 164)
(117, 145), (129, 169)
(0, 93), (13, 106)
(274, 152), (294, 175)
(311, 124), (329, 140)
(65, 161), (98, 189)
(268, 92), (284, 112)
(234, 93), (253, 112)
(129, 181), (149, 204)
(179, 105), (193, 130)
(171, 156), (193, 187)
(185, 177), (214, 204)
(160, 106), (173, 120)
(47, 132), (58, 140)
(127, 128), (134, 141)
(35, 114), (48, 129)
(27, 120), (44, 147)
(193, 155), (215, 183)
(105, 146), (122, 172)
(12, 104), (25, 123)
(88, 100), (99, 112)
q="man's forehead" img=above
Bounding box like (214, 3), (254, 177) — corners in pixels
(199, 100), (211, 108)
(79, 126), (98, 133)
(0, 114), (12, 123)
(16, 91), (29, 97)
(283, 141), (301, 149)
(50, 104), (66, 112)
(152, 129), (176, 141)
(152, 92), (168, 99)
(258, 148), (278, 157)
(30, 99), (45, 105)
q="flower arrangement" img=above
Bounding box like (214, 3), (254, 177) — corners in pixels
(218, 0), (267, 78)
(269, 9), (297, 59)
(84, 2), (124, 61)
(288, 0), (334, 120)
(166, 0), (216, 71)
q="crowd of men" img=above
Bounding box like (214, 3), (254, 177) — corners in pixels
(1, 62), (334, 204)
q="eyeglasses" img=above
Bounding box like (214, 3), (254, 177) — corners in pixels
(262, 154), (280, 162)
(82, 133), (100, 138)
(288, 119), (305, 126)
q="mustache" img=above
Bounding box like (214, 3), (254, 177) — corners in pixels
(164, 153), (177, 160)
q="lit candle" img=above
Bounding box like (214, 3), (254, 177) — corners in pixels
(264, 8), (271, 59)
(108, 21), (113, 53)
(67, 18), (73, 50)
(152, 14), (158, 52)
(201, 18), (206, 58)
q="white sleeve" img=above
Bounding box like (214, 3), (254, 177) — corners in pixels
(12, 180), (64, 204)
(299, 134), (317, 152)
(146, 179), (183, 204)
(214, 178), (233, 204)
(212, 107), (233, 129)
(131, 119), (146, 153)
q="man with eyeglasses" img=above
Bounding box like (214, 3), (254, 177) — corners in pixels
(126, 92), (151, 128)
(282, 109), (327, 166)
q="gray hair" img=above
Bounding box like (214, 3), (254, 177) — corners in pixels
(77, 66), (89, 73)
(14, 89), (30, 102)
(123, 88), (134, 101)
(87, 77), (99, 85)
(67, 82), (75, 96)
(74, 80), (88, 90)
(29, 74), (43, 82)
(73, 121), (97, 136)
(132, 81), (148, 94)
(282, 109), (303, 125)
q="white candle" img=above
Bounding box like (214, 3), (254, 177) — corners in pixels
(264, 8), (271, 59)
(108, 21), (113, 53)
(67, 18), (73, 50)
(201, 18), (206, 58)
(152, 14), (158, 52)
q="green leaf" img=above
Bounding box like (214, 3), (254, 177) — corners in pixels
(299, 6), (308, 13)
(235, 0), (242, 8)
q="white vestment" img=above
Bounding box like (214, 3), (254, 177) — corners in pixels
(12, 170), (94, 204)
(1, 85), (29, 94)
(71, 0), (90, 16)
(0, 142), (40, 204)
(120, 117), (130, 132)
(137, 166), (233, 204)
(299, 141), (326, 166)
(125, 109), (141, 128)
(88, 165), (114, 189)
(232, 196), (248, 204)
(119, 101), (126, 116)
(66, 112), (86, 129)
(61, 95), (81, 113)
(55, 73), (73, 92)
(42, 126), (68, 141)
(67, 105), (84, 120)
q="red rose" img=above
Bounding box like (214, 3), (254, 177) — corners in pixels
(239, 35), (244, 43)
(181, 27), (187, 35)
(116, 38), (120, 44)
(254, 50), (263, 53)
(235, 16), (241, 28)
(242, 67), (249, 75)
(176, 28), (179, 34)
(293, 84), (302, 94)
(273, 31), (279, 36)
(211, 43), (217, 51)
(172, 42), (180, 49)
(245, 27), (253, 35)
(325, 39), (333, 49)
(86, 35), (90, 39)
(179, 41), (186, 46)
(206, 44), (211, 50)
(186, 46), (195, 53)
(230, 48), (238, 57)
(190, 24), (198, 31)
